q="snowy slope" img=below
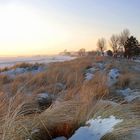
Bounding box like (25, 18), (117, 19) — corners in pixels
(0, 55), (76, 68)
(69, 116), (122, 140)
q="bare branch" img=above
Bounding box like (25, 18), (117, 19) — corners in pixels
(97, 38), (106, 53)
(110, 34), (119, 53)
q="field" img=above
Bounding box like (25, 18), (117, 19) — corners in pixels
(0, 55), (139, 140)
(0, 56), (76, 68)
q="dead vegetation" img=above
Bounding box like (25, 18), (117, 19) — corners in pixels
(0, 56), (139, 140)
(0, 75), (11, 85)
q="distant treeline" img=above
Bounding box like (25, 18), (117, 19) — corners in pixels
(60, 29), (140, 59)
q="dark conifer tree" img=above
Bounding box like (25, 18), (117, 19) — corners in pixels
(124, 36), (140, 58)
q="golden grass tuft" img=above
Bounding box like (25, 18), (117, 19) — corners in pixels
(79, 72), (109, 103)
(0, 75), (11, 85)
(116, 73), (132, 88)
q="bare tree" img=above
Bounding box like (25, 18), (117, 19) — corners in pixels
(97, 38), (106, 55)
(78, 48), (86, 56)
(110, 34), (119, 53)
(119, 29), (130, 50)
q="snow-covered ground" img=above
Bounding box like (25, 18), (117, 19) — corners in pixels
(84, 62), (105, 81)
(53, 116), (123, 140)
(85, 67), (97, 81)
(134, 59), (140, 63)
(0, 55), (76, 68)
(0, 66), (44, 77)
(69, 116), (123, 140)
(85, 72), (94, 81)
(99, 100), (119, 107)
(131, 129), (140, 140)
(108, 68), (120, 87)
(116, 88), (140, 102)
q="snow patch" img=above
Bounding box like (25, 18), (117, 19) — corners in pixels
(31, 128), (40, 135)
(37, 93), (53, 108)
(69, 116), (123, 140)
(86, 67), (97, 73)
(85, 67), (97, 81)
(84, 62), (107, 81)
(97, 62), (105, 70)
(0, 66), (44, 77)
(55, 83), (66, 90)
(134, 59), (140, 63)
(99, 100), (119, 106)
(108, 68), (120, 86)
(117, 88), (140, 102)
(0, 55), (76, 68)
(133, 65), (140, 72)
(85, 73), (94, 81)
(37, 93), (50, 99)
(131, 128), (140, 140)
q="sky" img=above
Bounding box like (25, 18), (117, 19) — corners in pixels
(0, 0), (140, 56)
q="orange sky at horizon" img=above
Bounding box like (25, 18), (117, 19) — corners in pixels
(0, 5), (97, 56)
(0, 1), (140, 56)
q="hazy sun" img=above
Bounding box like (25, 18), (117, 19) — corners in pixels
(0, 3), (96, 56)
(0, 4), (69, 55)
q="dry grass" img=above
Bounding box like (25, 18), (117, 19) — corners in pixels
(0, 56), (139, 140)
(116, 72), (140, 89)
(0, 94), (94, 140)
(38, 56), (93, 87)
(100, 102), (140, 140)
(0, 92), (40, 140)
(10, 74), (32, 95)
(0, 75), (11, 85)
(1, 96), (138, 140)
(11, 56), (95, 95)
(116, 73), (132, 88)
